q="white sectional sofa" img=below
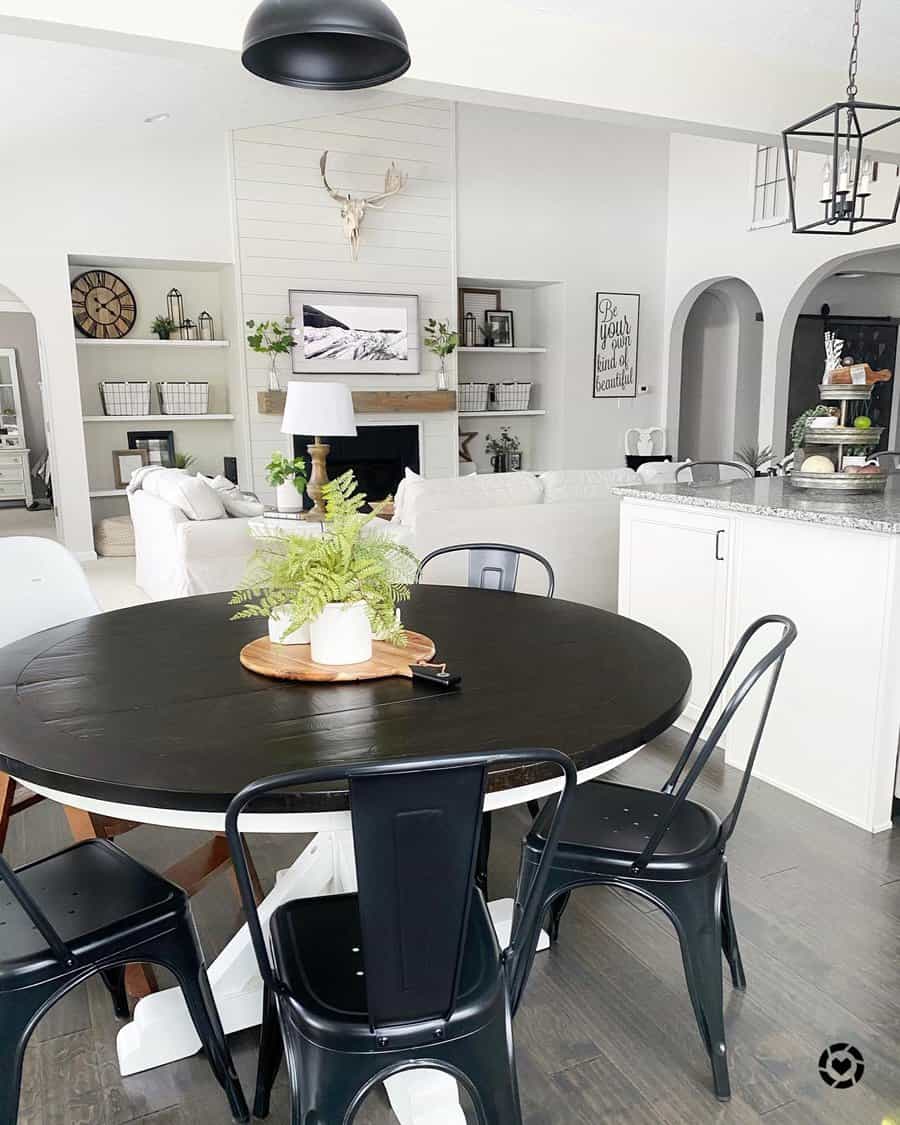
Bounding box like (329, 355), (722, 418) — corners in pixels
(129, 466), (661, 607)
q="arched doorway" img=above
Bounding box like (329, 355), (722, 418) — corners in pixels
(0, 283), (54, 536)
(677, 278), (763, 461)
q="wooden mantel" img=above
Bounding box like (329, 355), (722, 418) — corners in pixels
(257, 389), (457, 416)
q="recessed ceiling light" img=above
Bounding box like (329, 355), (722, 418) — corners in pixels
(144, 113), (171, 124)
(834, 271), (867, 279)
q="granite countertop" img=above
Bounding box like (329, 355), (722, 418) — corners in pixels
(612, 476), (900, 534)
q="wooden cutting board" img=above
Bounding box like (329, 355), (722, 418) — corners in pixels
(239, 630), (436, 683)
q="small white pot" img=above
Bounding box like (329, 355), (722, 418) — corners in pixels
(310, 602), (372, 665)
(268, 606), (310, 645)
(276, 480), (304, 513)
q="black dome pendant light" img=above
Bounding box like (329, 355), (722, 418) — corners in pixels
(242, 0), (411, 91)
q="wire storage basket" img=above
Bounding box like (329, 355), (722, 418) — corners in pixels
(491, 382), (532, 411)
(99, 382), (151, 417)
(157, 381), (210, 415)
(458, 382), (490, 412)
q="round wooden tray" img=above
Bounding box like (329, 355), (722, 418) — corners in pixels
(239, 630), (436, 683)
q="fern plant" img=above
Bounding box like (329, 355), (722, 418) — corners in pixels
(231, 470), (418, 646)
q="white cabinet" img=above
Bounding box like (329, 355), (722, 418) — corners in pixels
(619, 502), (731, 727)
(0, 349), (33, 507)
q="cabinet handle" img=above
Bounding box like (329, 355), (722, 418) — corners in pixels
(715, 529), (725, 561)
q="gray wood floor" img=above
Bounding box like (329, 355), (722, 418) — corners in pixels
(7, 730), (900, 1124)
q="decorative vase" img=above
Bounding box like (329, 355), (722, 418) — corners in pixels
(156, 331), (170, 341)
(268, 606), (310, 645)
(436, 356), (448, 391)
(310, 602), (373, 665)
(276, 480), (303, 513)
(491, 453), (511, 473)
(268, 355), (282, 392)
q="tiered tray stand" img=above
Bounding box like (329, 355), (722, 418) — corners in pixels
(790, 383), (887, 493)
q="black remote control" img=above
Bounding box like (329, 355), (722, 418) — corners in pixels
(410, 664), (462, 690)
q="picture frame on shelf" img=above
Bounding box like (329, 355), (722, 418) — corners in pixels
(128, 429), (176, 467)
(288, 289), (420, 375)
(112, 448), (148, 489)
(486, 309), (515, 348)
(593, 291), (640, 399)
(458, 287), (500, 338)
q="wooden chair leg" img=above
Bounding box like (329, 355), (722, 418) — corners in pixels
(0, 773), (15, 853)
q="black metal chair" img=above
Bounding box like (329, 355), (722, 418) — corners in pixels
(416, 542), (556, 597)
(515, 615), (796, 1103)
(225, 749), (577, 1125)
(675, 461), (754, 484)
(867, 449), (900, 472)
(0, 839), (249, 1124)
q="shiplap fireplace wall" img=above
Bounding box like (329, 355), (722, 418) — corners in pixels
(232, 94), (458, 502)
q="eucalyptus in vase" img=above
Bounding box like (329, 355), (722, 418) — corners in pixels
(424, 318), (458, 391)
(247, 316), (295, 391)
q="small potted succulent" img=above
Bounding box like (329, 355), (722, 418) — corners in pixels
(247, 316), (295, 391)
(266, 451), (307, 513)
(424, 318), (459, 390)
(151, 315), (177, 341)
(232, 471), (418, 664)
(485, 426), (522, 473)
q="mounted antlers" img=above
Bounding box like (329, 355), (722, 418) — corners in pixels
(320, 150), (408, 261)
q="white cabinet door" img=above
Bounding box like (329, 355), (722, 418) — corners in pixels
(619, 502), (731, 726)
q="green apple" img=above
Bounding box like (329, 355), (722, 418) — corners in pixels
(854, 415), (872, 429)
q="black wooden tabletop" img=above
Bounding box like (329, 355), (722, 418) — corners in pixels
(0, 588), (691, 814)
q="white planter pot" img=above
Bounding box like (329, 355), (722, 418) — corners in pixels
(268, 606), (310, 645)
(310, 602), (372, 665)
(276, 480), (303, 513)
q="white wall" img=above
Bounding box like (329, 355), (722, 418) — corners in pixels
(679, 290), (738, 460)
(456, 103), (670, 469)
(802, 274), (900, 318)
(232, 94), (458, 501)
(664, 133), (900, 456)
(0, 130), (234, 555)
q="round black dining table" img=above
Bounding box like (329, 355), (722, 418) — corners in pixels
(0, 586), (690, 1108)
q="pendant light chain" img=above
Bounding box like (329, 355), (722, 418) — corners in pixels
(847, 0), (862, 101)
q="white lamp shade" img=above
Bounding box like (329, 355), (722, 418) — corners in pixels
(280, 381), (357, 438)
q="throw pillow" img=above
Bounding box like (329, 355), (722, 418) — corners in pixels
(143, 469), (227, 521)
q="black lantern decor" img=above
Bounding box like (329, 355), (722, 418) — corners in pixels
(181, 319), (199, 342)
(166, 289), (185, 334)
(198, 311), (215, 342)
(241, 0), (411, 91)
(783, 0), (900, 235)
(463, 312), (477, 349)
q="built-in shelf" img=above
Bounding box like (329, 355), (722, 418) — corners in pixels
(83, 413), (234, 423)
(75, 338), (229, 349)
(458, 347), (546, 355)
(89, 489), (126, 498)
(459, 410), (547, 418)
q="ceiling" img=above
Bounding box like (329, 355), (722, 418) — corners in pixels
(2, 2), (900, 150)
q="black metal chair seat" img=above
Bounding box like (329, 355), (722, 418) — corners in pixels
(0, 840), (182, 982)
(271, 888), (499, 1029)
(535, 781), (721, 874)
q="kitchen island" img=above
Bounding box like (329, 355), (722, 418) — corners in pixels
(614, 477), (900, 832)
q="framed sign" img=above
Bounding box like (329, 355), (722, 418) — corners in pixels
(593, 292), (640, 399)
(289, 289), (419, 375)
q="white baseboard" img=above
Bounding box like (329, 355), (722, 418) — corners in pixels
(76, 549), (98, 562)
(748, 765), (891, 834)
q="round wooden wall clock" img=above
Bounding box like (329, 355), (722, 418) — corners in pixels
(71, 270), (137, 339)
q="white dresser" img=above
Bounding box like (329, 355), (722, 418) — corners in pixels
(0, 347), (33, 507)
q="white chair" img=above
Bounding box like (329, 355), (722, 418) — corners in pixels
(0, 537), (100, 850)
(0, 536), (99, 650)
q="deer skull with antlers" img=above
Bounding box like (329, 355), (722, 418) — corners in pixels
(320, 150), (407, 261)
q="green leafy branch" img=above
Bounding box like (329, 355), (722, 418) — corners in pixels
(266, 451), (308, 491)
(424, 318), (459, 358)
(246, 316), (295, 356)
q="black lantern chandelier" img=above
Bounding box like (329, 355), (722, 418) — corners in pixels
(241, 0), (411, 91)
(782, 0), (900, 235)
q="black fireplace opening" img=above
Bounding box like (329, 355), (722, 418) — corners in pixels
(293, 424), (420, 506)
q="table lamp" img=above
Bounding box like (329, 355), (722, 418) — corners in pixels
(280, 381), (357, 519)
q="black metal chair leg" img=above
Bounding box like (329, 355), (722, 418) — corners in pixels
(100, 966), (130, 1019)
(476, 811), (493, 897)
(526, 800), (540, 820)
(254, 986), (284, 1119)
(294, 1038), (378, 1125)
(547, 891), (571, 944)
(653, 873), (730, 1102)
(154, 927), (249, 1123)
(720, 868), (746, 991)
(440, 1011), (524, 1125)
(0, 984), (57, 1125)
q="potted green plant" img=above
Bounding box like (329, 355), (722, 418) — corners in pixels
(266, 451), (308, 513)
(735, 443), (774, 477)
(173, 452), (196, 471)
(231, 471), (418, 663)
(247, 316), (295, 391)
(424, 318), (459, 390)
(151, 315), (177, 341)
(485, 426), (522, 473)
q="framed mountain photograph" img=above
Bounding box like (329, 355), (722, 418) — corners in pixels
(288, 290), (420, 375)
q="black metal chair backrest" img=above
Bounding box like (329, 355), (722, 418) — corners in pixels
(415, 542), (555, 597)
(867, 450), (900, 472)
(675, 461), (754, 484)
(628, 615), (797, 874)
(225, 749), (576, 1030)
(0, 853), (76, 967)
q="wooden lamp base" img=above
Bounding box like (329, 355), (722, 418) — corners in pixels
(305, 438), (330, 520)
